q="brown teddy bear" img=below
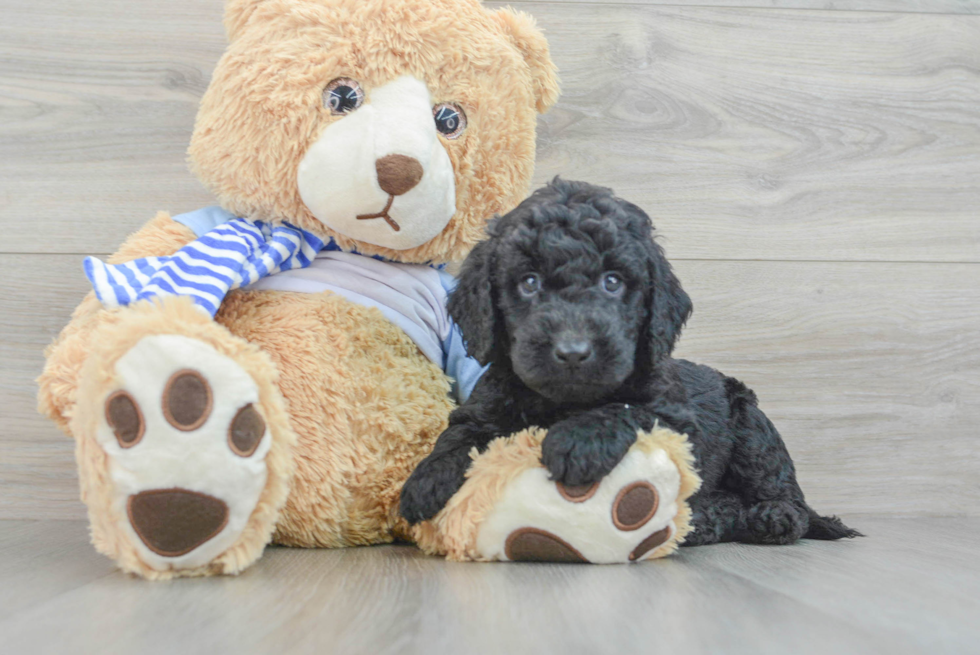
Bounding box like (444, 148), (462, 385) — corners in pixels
(37, 0), (698, 578)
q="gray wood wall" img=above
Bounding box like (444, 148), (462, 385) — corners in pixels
(1, 0), (977, 520)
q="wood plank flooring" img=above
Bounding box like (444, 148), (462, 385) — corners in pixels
(2, 2), (977, 651)
(1, 1), (978, 520)
(0, 517), (977, 655)
(530, 0), (980, 15)
(3, 1), (979, 260)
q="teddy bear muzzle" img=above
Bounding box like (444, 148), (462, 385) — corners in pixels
(352, 154), (427, 232)
(297, 75), (457, 251)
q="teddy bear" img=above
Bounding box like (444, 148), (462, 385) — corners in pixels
(37, 0), (699, 578)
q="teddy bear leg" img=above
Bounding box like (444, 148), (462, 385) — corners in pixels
(71, 296), (296, 579)
(414, 427), (702, 563)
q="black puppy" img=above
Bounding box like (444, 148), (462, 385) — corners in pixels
(400, 179), (858, 545)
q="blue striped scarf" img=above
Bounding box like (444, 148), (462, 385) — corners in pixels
(85, 219), (328, 317)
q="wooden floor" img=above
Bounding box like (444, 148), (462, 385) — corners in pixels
(2, 0), (978, 523)
(0, 517), (976, 655)
(1, 0), (978, 653)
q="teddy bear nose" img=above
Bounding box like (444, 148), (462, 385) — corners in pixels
(376, 154), (424, 196)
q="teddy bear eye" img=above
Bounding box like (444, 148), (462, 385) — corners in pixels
(518, 273), (541, 298)
(324, 78), (364, 115)
(601, 272), (625, 296)
(433, 103), (467, 139)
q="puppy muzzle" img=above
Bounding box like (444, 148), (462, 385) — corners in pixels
(511, 312), (635, 405)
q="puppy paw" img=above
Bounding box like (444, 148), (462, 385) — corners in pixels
(471, 430), (695, 563)
(400, 451), (470, 524)
(540, 421), (635, 487)
(744, 500), (809, 544)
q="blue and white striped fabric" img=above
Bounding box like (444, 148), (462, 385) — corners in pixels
(84, 218), (326, 317)
(83, 207), (486, 402)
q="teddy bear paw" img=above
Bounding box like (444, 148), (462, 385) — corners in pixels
(474, 445), (685, 563)
(95, 334), (273, 571)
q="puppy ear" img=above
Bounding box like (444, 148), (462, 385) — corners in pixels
(492, 8), (561, 114)
(447, 238), (499, 365)
(645, 240), (693, 366)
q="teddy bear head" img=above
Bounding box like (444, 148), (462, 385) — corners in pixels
(187, 0), (559, 265)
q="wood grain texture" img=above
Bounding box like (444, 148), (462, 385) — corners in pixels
(0, 521), (116, 621)
(672, 258), (980, 518)
(0, 517), (976, 655)
(3, 254), (978, 520)
(0, 0), (223, 254)
(528, 2), (980, 262)
(0, 255), (92, 521)
(528, 0), (980, 15)
(2, 2), (978, 520)
(1, 1), (979, 261)
(681, 517), (980, 654)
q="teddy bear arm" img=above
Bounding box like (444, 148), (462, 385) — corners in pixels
(37, 212), (199, 433)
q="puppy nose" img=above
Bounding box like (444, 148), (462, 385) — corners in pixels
(554, 339), (593, 365)
(376, 154), (423, 196)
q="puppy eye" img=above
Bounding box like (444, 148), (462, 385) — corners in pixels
(601, 272), (625, 296)
(324, 78), (364, 115)
(518, 273), (541, 298)
(433, 103), (467, 139)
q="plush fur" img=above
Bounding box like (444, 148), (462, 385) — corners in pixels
(412, 426), (701, 561)
(400, 179), (860, 546)
(37, 0), (559, 578)
(189, 0), (559, 266)
(69, 295), (298, 579)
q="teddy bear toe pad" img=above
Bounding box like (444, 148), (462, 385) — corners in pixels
(612, 481), (660, 531)
(475, 447), (682, 564)
(504, 528), (587, 563)
(97, 334), (271, 570)
(127, 488), (229, 557)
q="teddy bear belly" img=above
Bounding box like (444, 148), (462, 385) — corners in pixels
(214, 287), (454, 548)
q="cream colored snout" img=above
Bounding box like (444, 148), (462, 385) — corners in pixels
(297, 76), (456, 250)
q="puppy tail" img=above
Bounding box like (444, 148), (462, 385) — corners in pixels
(805, 508), (863, 540)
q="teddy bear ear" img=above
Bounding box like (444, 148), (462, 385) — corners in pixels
(492, 8), (560, 114)
(224, 0), (270, 42)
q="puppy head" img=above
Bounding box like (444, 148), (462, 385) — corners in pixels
(450, 179), (692, 404)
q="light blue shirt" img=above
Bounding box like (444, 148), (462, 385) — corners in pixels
(174, 207), (487, 403)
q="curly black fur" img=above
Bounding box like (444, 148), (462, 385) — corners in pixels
(400, 179), (860, 545)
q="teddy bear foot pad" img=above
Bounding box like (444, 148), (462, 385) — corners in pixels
(98, 334), (271, 571)
(502, 481), (674, 563)
(475, 446), (683, 564)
